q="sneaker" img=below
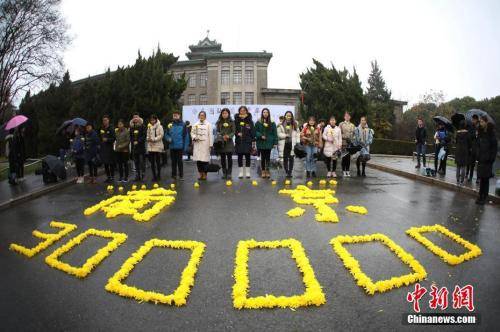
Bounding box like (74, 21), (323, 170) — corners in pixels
(306, 171), (311, 178)
(347, 171), (351, 177)
(238, 168), (244, 179)
(179, 176), (184, 181)
(123, 178), (128, 183)
(332, 172), (337, 178)
(172, 175), (177, 180)
(312, 172), (317, 178)
(326, 172), (332, 178)
(415, 165), (420, 169)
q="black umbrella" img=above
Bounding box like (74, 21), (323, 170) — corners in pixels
(433, 116), (454, 132)
(451, 113), (465, 129)
(465, 109), (495, 125)
(55, 120), (73, 135)
(42, 155), (67, 180)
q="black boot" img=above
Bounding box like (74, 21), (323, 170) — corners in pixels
(306, 171), (310, 178)
(362, 164), (366, 177)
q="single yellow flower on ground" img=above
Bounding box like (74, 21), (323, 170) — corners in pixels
(306, 181), (313, 187)
(252, 180), (258, 186)
(140, 184), (146, 190)
(285, 180), (291, 185)
(153, 183), (159, 188)
(287, 207), (306, 217)
(118, 186), (124, 192)
(131, 185), (137, 190)
(345, 205), (368, 215)
(226, 180), (233, 186)
(329, 180), (337, 185)
(319, 179), (327, 185)
(170, 183), (176, 189)
(194, 182), (200, 188)
(271, 180), (277, 186)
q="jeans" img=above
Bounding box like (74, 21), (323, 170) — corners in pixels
(116, 152), (129, 180)
(132, 153), (145, 179)
(283, 142), (294, 175)
(237, 153), (251, 167)
(456, 166), (466, 183)
(75, 158), (85, 177)
(170, 149), (183, 177)
(220, 152), (233, 174)
(87, 160), (98, 177)
(324, 157), (337, 172)
(104, 163), (115, 179)
(416, 143), (426, 166)
(304, 145), (317, 172)
(149, 152), (162, 180)
(341, 154), (351, 171)
(259, 149), (271, 171)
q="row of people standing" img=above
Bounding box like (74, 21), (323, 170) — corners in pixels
(190, 106), (374, 180)
(414, 114), (497, 205)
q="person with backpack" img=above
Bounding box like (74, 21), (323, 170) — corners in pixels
(415, 118), (427, 169)
(99, 115), (116, 183)
(300, 116), (322, 178)
(130, 113), (146, 182)
(454, 121), (471, 184)
(277, 111), (299, 178)
(255, 108), (278, 179)
(146, 114), (164, 182)
(234, 106), (255, 179)
(191, 111), (213, 181)
(84, 123), (99, 184)
(476, 116), (497, 205)
(71, 126), (86, 184)
(164, 110), (190, 180)
(115, 119), (130, 183)
(215, 108), (235, 179)
(322, 116), (342, 178)
(353, 116), (374, 177)
(433, 123), (451, 175)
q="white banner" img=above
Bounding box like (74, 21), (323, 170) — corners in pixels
(182, 104), (295, 125)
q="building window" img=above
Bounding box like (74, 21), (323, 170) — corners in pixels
(188, 73), (196, 88)
(245, 92), (254, 105)
(233, 70), (242, 84)
(221, 92), (230, 105)
(187, 94), (196, 105)
(174, 72), (182, 80)
(244, 70), (254, 84)
(199, 94), (208, 105)
(233, 92), (242, 105)
(199, 72), (207, 87)
(221, 70), (230, 85)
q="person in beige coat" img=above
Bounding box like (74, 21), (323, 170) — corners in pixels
(339, 112), (356, 177)
(322, 116), (342, 178)
(191, 111), (213, 180)
(146, 114), (164, 181)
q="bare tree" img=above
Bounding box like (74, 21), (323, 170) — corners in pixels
(0, 0), (70, 118)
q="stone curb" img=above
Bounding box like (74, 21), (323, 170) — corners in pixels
(367, 162), (499, 204)
(0, 178), (77, 212)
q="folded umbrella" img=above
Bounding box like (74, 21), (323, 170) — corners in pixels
(43, 155), (67, 180)
(465, 109), (495, 125)
(433, 116), (454, 132)
(5, 115), (28, 130)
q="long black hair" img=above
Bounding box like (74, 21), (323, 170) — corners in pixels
(217, 108), (231, 129)
(260, 108), (271, 124)
(282, 111), (297, 130)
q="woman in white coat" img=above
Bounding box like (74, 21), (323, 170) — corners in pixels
(322, 116), (342, 178)
(146, 114), (164, 181)
(191, 111), (213, 180)
(277, 111), (300, 178)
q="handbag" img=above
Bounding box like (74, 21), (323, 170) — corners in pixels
(438, 147), (446, 161)
(294, 143), (307, 159)
(206, 155), (221, 173)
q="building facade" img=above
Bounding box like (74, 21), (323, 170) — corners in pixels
(170, 37), (300, 107)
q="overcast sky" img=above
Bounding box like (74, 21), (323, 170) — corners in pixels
(61, 0), (500, 106)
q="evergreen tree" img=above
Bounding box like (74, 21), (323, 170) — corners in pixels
(365, 60), (394, 138)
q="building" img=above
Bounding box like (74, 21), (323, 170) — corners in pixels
(170, 36), (300, 107)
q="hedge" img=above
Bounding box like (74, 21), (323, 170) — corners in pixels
(371, 139), (436, 156)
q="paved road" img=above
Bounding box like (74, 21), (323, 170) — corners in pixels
(0, 162), (498, 331)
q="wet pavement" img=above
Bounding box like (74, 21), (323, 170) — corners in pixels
(0, 161), (499, 331)
(371, 155), (498, 196)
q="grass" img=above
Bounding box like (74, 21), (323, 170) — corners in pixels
(0, 160), (41, 182)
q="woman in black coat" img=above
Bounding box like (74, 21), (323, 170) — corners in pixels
(454, 121), (471, 184)
(99, 115), (116, 183)
(234, 106), (255, 179)
(476, 116), (497, 205)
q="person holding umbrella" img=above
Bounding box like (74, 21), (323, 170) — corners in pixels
(476, 115), (497, 205)
(99, 115), (116, 183)
(71, 126), (86, 184)
(467, 114), (479, 183)
(5, 129), (20, 185)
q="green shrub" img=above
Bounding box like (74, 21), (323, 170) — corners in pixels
(371, 138), (435, 156)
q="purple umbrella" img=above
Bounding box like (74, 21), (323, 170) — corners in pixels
(5, 115), (28, 130)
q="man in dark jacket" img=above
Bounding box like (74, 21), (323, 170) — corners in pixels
(415, 118), (427, 168)
(164, 110), (190, 180)
(130, 113), (146, 181)
(476, 116), (497, 205)
(466, 114), (479, 182)
(84, 123), (99, 184)
(99, 115), (116, 183)
(434, 123), (451, 175)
